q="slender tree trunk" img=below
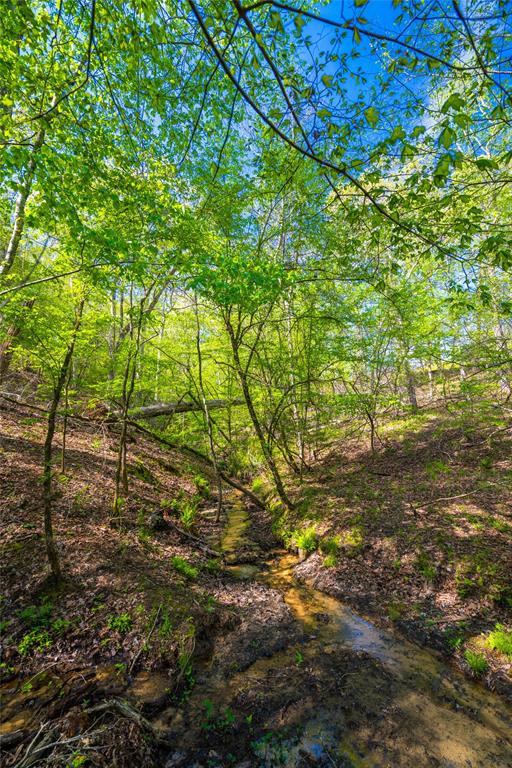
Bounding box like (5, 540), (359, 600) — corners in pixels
(405, 364), (418, 412)
(285, 295), (305, 478)
(428, 368), (434, 400)
(112, 289), (146, 525)
(43, 298), (84, 582)
(194, 296), (223, 521)
(225, 311), (293, 510)
(60, 371), (71, 474)
(0, 97), (56, 278)
(0, 299), (36, 381)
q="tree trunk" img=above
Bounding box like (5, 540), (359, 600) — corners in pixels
(194, 297), (223, 521)
(0, 299), (35, 381)
(0, 101), (55, 277)
(225, 311), (293, 510)
(43, 298), (84, 582)
(109, 397), (244, 420)
(404, 363), (418, 412)
(112, 289), (145, 525)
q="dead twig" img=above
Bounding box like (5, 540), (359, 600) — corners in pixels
(84, 697), (172, 746)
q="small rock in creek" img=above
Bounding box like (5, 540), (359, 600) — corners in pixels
(164, 752), (187, 768)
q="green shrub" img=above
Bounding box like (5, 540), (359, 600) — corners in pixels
(194, 474), (210, 498)
(171, 556), (198, 580)
(294, 527), (318, 553)
(180, 502), (197, 531)
(464, 649), (488, 675)
(425, 459), (450, 479)
(487, 624), (512, 657)
(251, 477), (264, 494)
(52, 618), (71, 635)
(107, 613), (133, 634)
(205, 558), (221, 573)
(18, 599), (53, 628)
(323, 554), (338, 568)
(387, 601), (405, 621)
(319, 536), (340, 556)
(18, 629), (53, 656)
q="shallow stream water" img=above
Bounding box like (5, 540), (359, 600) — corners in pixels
(207, 498), (512, 767)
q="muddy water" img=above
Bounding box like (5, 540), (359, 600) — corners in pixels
(207, 499), (512, 767)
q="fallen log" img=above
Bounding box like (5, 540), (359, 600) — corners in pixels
(111, 398), (244, 420)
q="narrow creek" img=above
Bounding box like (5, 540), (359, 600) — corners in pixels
(160, 496), (512, 767)
(2, 497), (510, 767)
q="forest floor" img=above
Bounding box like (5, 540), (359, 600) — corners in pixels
(283, 401), (512, 697)
(0, 398), (511, 767)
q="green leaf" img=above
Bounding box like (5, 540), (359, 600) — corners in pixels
(353, 27), (361, 44)
(364, 106), (379, 127)
(270, 11), (284, 33)
(389, 126), (406, 144)
(321, 74), (333, 88)
(441, 93), (465, 113)
(475, 157), (498, 170)
(438, 126), (456, 149)
(294, 15), (306, 34)
(400, 143), (416, 160)
(354, 0), (368, 6)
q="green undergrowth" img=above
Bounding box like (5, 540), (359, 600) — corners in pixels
(486, 624), (512, 657)
(171, 555), (199, 580)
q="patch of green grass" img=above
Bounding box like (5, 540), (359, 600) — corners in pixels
(479, 456), (493, 472)
(387, 601), (405, 621)
(487, 624), (512, 657)
(415, 550), (437, 582)
(20, 417), (41, 426)
(107, 612), (133, 634)
(340, 525), (364, 556)
(443, 626), (466, 652)
(293, 527), (318, 553)
(171, 556), (198, 580)
(18, 598), (53, 629)
(251, 477), (265, 494)
(52, 618), (71, 635)
(488, 516), (511, 534)
(425, 458), (450, 479)
(131, 458), (156, 483)
(323, 553), (338, 568)
(464, 649), (488, 675)
(319, 536), (340, 556)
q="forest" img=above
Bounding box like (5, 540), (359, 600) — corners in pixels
(0, 0), (511, 766)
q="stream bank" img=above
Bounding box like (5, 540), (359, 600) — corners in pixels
(151, 496), (512, 768)
(1, 494), (511, 767)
